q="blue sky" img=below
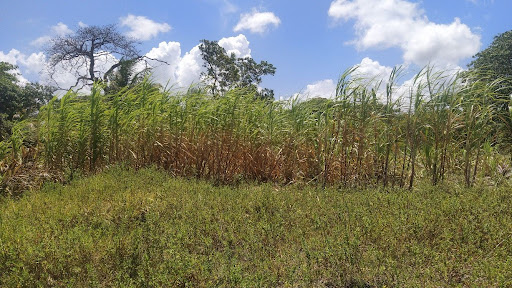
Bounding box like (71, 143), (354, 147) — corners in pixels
(0, 0), (510, 98)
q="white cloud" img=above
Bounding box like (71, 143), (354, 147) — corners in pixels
(0, 49), (20, 65)
(218, 34), (251, 58)
(350, 57), (466, 106)
(0, 49), (45, 84)
(402, 18), (480, 65)
(78, 21), (88, 28)
(295, 59), (394, 102)
(31, 36), (52, 47)
(18, 52), (47, 75)
(43, 51), (119, 92)
(234, 9), (281, 34)
(328, 0), (481, 66)
(293, 56), (466, 107)
(296, 79), (337, 100)
(52, 22), (73, 36)
(142, 42), (203, 88)
(31, 22), (73, 47)
(353, 57), (393, 82)
(142, 34), (252, 89)
(119, 15), (171, 41)
(175, 45), (203, 87)
(7, 48), (116, 92)
(21, 21), (134, 90)
(144, 41), (182, 86)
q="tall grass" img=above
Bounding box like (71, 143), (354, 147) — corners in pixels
(0, 67), (510, 192)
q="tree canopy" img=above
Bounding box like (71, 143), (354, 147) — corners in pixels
(467, 30), (512, 142)
(199, 39), (276, 99)
(469, 30), (512, 84)
(0, 62), (54, 140)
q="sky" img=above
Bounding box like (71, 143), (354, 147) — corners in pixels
(0, 0), (510, 99)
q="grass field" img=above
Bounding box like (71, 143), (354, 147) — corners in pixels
(1, 166), (511, 287)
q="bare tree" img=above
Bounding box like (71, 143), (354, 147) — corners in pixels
(46, 24), (147, 90)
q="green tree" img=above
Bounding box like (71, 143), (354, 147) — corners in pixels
(469, 30), (512, 92)
(198, 40), (276, 98)
(0, 62), (21, 132)
(468, 30), (512, 142)
(0, 62), (54, 140)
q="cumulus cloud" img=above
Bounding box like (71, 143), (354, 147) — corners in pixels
(328, 0), (481, 66)
(143, 34), (252, 88)
(144, 41), (182, 86)
(218, 34), (251, 58)
(0, 49), (46, 84)
(18, 52), (47, 75)
(234, 9), (281, 34)
(0, 49), (20, 65)
(119, 15), (171, 41)
(295, 79), (337, 100)
(353, 57), (393, 82)
(402, 18), (480, 65)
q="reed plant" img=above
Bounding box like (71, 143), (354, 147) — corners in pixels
(1, 66), (511, 193)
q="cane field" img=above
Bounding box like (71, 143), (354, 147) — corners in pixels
(1, 67), (512, 286)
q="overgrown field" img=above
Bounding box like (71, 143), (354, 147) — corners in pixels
(2, 67), (512, 195)
(1, 167), (511, 287)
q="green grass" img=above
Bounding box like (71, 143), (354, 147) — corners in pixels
(1, 167), (511, 287)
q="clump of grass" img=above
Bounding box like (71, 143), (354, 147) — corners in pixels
(1, 167), (511, 286)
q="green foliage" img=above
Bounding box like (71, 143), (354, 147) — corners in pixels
(0, 62), (20, 140)
(468, 30), (512, 144)
(469, 30), (512, 93)
(1, 167), (511, 286)
(199, 40), (276, 97)
(0, 62), (54, 141)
